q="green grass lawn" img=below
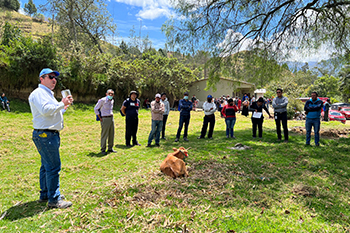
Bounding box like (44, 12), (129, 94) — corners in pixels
(1, 99), (350, 232)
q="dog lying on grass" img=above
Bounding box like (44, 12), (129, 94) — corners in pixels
(160, 147), (189, 179)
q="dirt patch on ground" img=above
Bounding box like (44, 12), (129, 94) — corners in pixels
(291, 126), (350, 138)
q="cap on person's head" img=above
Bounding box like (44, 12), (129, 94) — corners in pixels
(258, 97), (264, 103)
(207, 95), (213, 99)
(228, 98), (234, 103)
(184, 92), (189, 96)
(161, 92), (166, 97)
(155, 93), (161, 98)
(39, 68), (59, 78)
(130, 90), (138, 97)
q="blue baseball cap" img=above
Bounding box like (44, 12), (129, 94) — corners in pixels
(39, 68), (60, 77)
(207, 95), (213, 98)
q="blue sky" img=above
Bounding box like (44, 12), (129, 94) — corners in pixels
(19, 0), (332, 62)
(20, 0), (172, 49)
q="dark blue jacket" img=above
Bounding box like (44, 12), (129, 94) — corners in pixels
(304, 98), (323, 119)
(179, 99), (192, 116)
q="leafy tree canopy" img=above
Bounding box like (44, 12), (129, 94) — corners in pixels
(24, 0), (37, 17)
(0, 0), (20, 11)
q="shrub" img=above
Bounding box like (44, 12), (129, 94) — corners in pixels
(286, 96), (304, 119)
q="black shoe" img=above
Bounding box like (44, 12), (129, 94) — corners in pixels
(101, 151), (107, 155)
(284, 140), (288, 143)
(133, 142), (141, 146)
(208, 137), (213, 139)
(126, 145), (133, 148)
(315, 144), (320, 146)
(184, 137), (189, 142)
(277, 138), (282, 141)
(146, 144), (152, 147)
(161, 137), (166, 140)
(155, 143), (160, 147)
(197, 136), (204, 139)
(107, 149), (117, 153)
(175, 138), (179, 142)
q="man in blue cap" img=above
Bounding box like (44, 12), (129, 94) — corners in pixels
(198, 95), (217, 139)
(28, 68), (73, 208)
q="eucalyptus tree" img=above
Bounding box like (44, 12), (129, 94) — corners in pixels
(24, 0), (37, 17)
(42, 0), (116, 53)
(165, 0), (350, 84)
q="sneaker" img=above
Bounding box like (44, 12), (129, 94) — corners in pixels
(48, 200), (72, 209)
(259, 137), (262, 139)
(315, 144), (320, 146)
(197, 136), (204, 139)
(226, 135), (229, 138)
(133, 142), (141, 146)
(175, 138), (179, 142)
(126, 144), (133, 148)
(38, 195), (65, 203)
(277, 138), (282, 141)
(231, 136), (236, 139)
(155, 143), (160, 147)
(161, 137), (166, 140)
(184, 137), (189, 142)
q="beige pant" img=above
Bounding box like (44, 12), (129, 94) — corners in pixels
(100, 117), (114, 152)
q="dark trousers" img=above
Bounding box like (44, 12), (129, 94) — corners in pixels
(176, 115), (190, 139)
(125, 117), (138, 146)
(200, 114), (215, 138)
(252, 117), (263, 138)
(275, 112), (288, 140)
(324, 110), (329, 121)
(162, 114), (168, 138)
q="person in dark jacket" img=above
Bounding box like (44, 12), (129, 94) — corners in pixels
(121, 91), (141, 147)
(304, 92), (323, 146)
(175, 92), (193, 142)
(250, 97), (272, 138)
(1, 93), (10, 112)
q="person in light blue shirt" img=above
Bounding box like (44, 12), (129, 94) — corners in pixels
(28, 68), (73, 209)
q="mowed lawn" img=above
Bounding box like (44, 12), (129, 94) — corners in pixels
(1, 100), (350, 232)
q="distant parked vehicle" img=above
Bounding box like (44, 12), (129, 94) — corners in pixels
(331, 103), (350, 110)
(339, 107), (350, 119)
(322, 110), (346, 124)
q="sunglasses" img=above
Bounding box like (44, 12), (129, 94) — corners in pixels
(48, 75), (57, 80)
(276, 92), (281, 93)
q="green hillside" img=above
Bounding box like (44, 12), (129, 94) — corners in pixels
(0, 7), (55, 39)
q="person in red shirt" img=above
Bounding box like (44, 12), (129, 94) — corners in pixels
(237, 98), (242, 113)
(221, 99), (239, 138)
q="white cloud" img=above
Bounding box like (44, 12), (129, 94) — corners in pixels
(114, 0), (174, 19)
(219, 29), (335, 62)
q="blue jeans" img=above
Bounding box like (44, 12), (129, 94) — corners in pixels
(225, 117), (236, 137)
(148, 120), (163, 144)
(306, 118), (321, 145)
(32, 130), (61, 204)
(176, 115), (190, 139)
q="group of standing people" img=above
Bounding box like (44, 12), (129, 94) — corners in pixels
(26, 66), (325, 211)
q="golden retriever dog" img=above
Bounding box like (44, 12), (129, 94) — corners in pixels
(160, 147), (189, 178)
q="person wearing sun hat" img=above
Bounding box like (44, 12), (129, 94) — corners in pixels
(28, 68), (73, 209)
(121, 90), (141, 147)
(146, 93), (165, 147)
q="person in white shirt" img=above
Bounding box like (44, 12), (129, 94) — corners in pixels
(28, 68), (73, 209)
(198, 95), (217, 139)
(160, 93), (170, 140)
